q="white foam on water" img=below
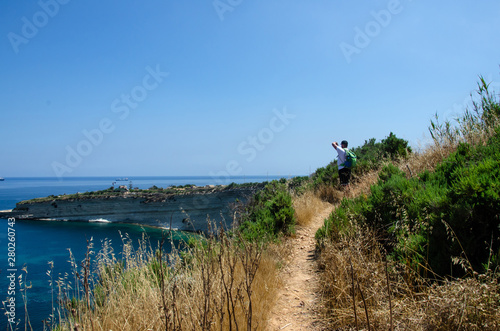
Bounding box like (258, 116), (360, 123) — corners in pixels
(89, 218), (111, 223)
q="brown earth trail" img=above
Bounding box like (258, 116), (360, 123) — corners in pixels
(267, 205), (334, 330)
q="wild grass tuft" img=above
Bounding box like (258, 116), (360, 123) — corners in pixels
(317, 220), (500, 330)
(292, 189), (330, 227)
(52, 229), (281, 330)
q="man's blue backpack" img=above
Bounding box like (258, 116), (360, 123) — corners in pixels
(342, 149), (357, 168)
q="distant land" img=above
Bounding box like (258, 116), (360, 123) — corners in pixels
(0, 182), (266, 233)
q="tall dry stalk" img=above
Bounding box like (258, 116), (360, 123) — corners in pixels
(349, 253), (358, 330)
(385, 259), (393, 331)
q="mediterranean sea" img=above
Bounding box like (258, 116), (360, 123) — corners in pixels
(0, 175), (283, 329)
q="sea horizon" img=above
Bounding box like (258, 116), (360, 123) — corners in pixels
(0, 174), (298, 180)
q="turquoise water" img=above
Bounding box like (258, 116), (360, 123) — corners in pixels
(0, 176), (283, 329)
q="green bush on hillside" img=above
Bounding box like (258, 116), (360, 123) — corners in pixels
(312, 162), (338, 187)
(431, 129), (500, 274)
(317, 126), (500, 278)
(237, 180), (296, 242)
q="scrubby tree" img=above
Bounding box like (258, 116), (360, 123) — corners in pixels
(381, 132), (412, 159)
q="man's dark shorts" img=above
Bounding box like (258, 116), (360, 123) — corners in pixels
(339, 168), (351, 186)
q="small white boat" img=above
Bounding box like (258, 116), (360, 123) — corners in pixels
(0, 178), (4, 181)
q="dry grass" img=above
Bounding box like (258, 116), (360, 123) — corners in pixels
(316, 220), (500, 330)
(313, 168), (382, 206)
(399, 142), (457, 180)
(292, 189), (331, 227)
(317, 222), (393, 330)
(55, 231), (283, 330)
(315, 183), (344, 204)
(349, 169), (380, 198)
(421, 275), (500, 330)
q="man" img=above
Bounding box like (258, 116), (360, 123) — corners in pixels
(332, 140), (351, 187)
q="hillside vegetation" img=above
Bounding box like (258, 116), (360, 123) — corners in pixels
(314, 78), (500, 329)
(40, 77), (499, 330)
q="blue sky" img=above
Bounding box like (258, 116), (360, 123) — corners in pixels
(1, 0), (499, 179)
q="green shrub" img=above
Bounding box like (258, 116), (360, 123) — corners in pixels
(380, 131), (412, 159)
(238, 180), (296, 242)
(311, 162), (338, 188)
(316, 195), (368, 243)
(373, 135), (500, 275)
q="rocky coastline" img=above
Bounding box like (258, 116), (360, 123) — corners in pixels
(0, 184), (263, 233)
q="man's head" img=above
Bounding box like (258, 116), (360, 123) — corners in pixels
(341, 140), (348, 148)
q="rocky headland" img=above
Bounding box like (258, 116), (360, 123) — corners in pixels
(0, 183), (263, 233)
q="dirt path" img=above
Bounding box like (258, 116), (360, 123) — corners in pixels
(267, 205), (334, 331)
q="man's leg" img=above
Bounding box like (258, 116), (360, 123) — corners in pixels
(339, 168), (350, 187)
